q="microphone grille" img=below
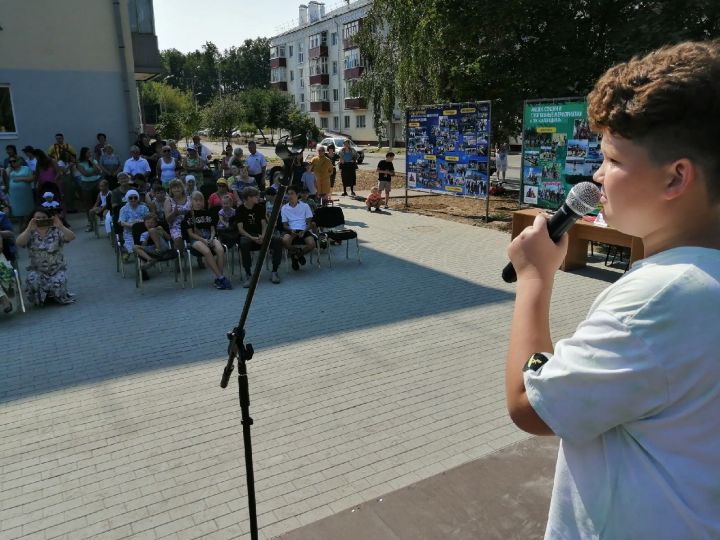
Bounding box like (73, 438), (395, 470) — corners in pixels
(566, 182), (601, 215)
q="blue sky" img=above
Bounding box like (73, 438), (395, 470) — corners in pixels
(154, 0), (343, 53)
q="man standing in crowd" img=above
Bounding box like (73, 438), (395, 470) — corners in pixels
(192, 135), (212, 162)
(245, 141), (267, 191)
(123, 146), (152, 178)
(47, 133), (76, 161)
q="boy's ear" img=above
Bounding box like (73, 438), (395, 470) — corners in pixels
(664, 158), (696, 200)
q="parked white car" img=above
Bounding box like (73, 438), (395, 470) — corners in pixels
(319, 137), (364, 164)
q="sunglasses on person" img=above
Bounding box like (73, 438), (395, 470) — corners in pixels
(128, 196), (139, 200)
(9, 159), (18, 164)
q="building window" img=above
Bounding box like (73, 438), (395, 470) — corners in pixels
(333, 116), (339, 129)
(290, 70), (294, 81)
(299, 68), (304, 88)
(309, 31), (328, 49)
(310, 86), (329, 102)
(289, 45), (294, 57)
(320, 117), (329, 128)
(344, 49), (363, 70)
(331, 32), (338, 46)
(300, 93), (305, 103)
(270, 45), (286, 59)
(298, 43), (304, 63)
(344, 80), (357, 98)
(344, 115), (350, 129)
(343, 20), (360, 41)
(333, 89), (339, 102)
(332, 61), (337, 75)
(310, 57), (328, 76)
(0, 86), (18, 135)
(300, 103), (306, 112)
(356, 115), (366, 128)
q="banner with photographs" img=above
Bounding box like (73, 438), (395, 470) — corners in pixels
(521, 98), (602, 210)
(406, 102), (492, 198)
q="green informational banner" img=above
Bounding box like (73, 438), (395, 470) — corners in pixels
(520, 98), (602, 210)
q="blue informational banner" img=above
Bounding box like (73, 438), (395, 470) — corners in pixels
(405, 102), (492, 198)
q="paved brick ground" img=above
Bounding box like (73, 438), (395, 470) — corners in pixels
(1, 199), (618, 539)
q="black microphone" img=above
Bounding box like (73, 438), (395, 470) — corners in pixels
(502, 182), (601, 283)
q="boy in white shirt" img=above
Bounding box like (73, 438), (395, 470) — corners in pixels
(280, 186), (316, 271)
(505, 41), (720, 539)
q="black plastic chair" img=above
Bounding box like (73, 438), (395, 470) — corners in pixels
(313, 206), (360, 266)
(131, 222), (183, 288)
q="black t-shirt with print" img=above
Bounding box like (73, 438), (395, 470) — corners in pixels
(377, 159), (394, 181)
(236, 204), (266, 236)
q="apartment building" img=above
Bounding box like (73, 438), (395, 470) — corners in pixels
(0, 0), (162, 153)
(270, 0), (401, 145)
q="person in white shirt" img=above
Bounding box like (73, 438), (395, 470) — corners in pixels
(191, 135), (212, 161)
(280, 186), (315, 271)
(123, 146), (151, 177)
(505, 41), (720, 540)
(245, 141), (267, 191)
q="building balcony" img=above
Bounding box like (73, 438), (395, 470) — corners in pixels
(344, 66), (365, 80)
(270, 57), (287, 69)
(271, 81), (288, 91)
(131, 32), (163, 81)
(309, 46), (329, 59)
(345, 97), (367, 110)
(309, 73), (329, 86)
(310, 101), (331, 112)
(343, 37), (358, 50)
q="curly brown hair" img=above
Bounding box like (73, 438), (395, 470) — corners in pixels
(588, 40), (720, 201)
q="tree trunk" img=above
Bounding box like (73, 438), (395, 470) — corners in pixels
(256, 125), (268, 144)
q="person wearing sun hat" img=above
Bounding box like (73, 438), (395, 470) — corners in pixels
(118, 188), (149, 259)
(208, 177), (238, 207)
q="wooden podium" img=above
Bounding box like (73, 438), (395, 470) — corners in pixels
(511, 208), (644, 271)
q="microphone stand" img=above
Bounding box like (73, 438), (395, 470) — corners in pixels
(220, 135), (305, 540)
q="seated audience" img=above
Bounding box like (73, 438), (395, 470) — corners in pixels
(123, 145), (152, 178)
(237, 187), (282, 286)
(228, 165), (256, 200)
(209, 178), (237, 208)
(281, 186), (316, 271)
(89, 179), (111, 231)
(216, 195), (238, 248)
(15, 208), (76, 306)
(145, 181), (167, 222)
(164, 178), (192, 250)
(134, 213), (172, 280)
(0, 230), (16, 314)
(185, 192), (232, 290)
(118, 189), (149, 260)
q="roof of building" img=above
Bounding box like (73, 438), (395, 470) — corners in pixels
(270, 0), (372, 40)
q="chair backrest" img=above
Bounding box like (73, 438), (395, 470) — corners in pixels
(131, 222), (148, 245)
(314, 206), (345, 228)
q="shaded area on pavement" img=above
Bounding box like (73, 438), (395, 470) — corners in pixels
(280, 435), (558, 540)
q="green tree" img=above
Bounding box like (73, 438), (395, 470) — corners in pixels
(284, 109), (320, 148)
(266, 90), (293, 143)
(220, 38), (271, 92)
(358, 0), (720, 143)
(240, 89), (270, 143)
(201, 94), (245, 146)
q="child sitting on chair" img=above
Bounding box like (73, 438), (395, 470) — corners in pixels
(134, 213), (172, 279)
(365, 187), (383, 212)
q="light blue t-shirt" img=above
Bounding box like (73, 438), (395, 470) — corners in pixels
(525, 247), (720, 540)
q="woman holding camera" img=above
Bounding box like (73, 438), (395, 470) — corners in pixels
(16, 208), (76, 306)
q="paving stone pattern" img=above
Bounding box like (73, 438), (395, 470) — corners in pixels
(1, 200), (615, 539)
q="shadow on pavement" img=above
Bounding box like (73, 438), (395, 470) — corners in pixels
(1, 231), (514, 403)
